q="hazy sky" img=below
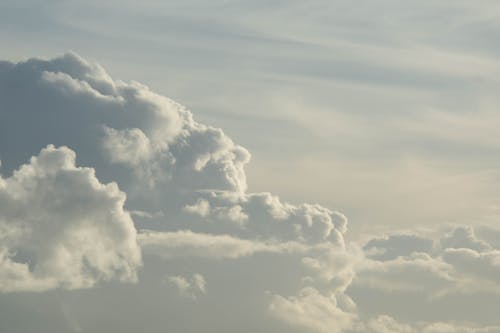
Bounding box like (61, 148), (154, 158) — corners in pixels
(1, 1), (500, 332)
(3, 0), (500, 234)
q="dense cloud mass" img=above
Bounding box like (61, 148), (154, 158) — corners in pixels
(0, 145), (140, 292)
(0, 54), (499, 332)
(0, 52), (343, 244)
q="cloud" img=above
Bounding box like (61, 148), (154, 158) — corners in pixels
(0, 53), (348, 302)
(0, 52), (347, 246)
(361, 315), (413, 333)
(355, 225), (500, 296)
(165, 273), (206, 299)
(364, 233), (434, 261)
(181, 191), (348, 244)
(0, 145), (141, 292)
(138, 229), (305, 259)
(349, 225), (500, 328)
(440, 226), (492, 252)
(0, 52), (247, 195)
(1, 53), (499, 333)
(358, 315), (500, 333)
(269, 287), (357, 333)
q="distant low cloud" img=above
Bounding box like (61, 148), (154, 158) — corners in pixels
(269, 287), (357, 333)
(138, 229), (305, 259)
(350, 225), (500, 330)
(358, 315), (500, 333)
(165, 273), (206, 299)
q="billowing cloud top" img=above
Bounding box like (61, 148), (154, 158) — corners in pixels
(0, 52), (344, 244)
(0, 145), (140, 292)
(1, 53), (499, 333)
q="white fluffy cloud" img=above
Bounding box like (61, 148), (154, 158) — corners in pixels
(0, 52), (247, 196)
(181, 191), (348, 243)
(0, 145), (141, 292)
(0, 52), (345, 246)
(0, 54), (353, 333)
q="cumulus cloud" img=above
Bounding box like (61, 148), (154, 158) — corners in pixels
(0, 145), (140, 292)
(1, 53), (499, 333)
(355, 225), (500, 296)
(347, 225), (500, 331)
(0, 52), (346, 246)
(181, 191), (348, 244)
(0, 54), (352, 333)
(0, 52), (246, 195)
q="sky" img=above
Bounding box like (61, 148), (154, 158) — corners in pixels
(1, 1), (500, 332)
